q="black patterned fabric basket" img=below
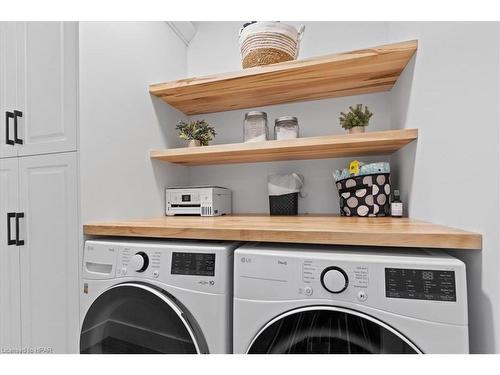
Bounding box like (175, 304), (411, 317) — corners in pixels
(335, 173), (391, 217)
(269, 192), (299, 215)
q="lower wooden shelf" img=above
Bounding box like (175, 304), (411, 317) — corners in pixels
(83, 215), (481, 250)
(150, 129), (418, 166)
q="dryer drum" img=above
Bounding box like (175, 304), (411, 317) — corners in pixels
(247, 307), (420, 354)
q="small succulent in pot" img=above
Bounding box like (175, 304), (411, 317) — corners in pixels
(339, 104), (373, 134)
(176, 120), (216, 147)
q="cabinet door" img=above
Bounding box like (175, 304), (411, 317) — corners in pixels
(0, 22), (21, 159)
(19, 152), (79, 353)
(0, 158), (21, 350)
(17, 22), (77, 157)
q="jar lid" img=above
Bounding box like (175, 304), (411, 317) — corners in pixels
(245, 111), (267, 119)
(275, 116), (298, 124)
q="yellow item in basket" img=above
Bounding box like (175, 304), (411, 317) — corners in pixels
(349, 160), (361, 176)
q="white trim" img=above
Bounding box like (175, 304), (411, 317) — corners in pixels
(166, 21), (197, 46)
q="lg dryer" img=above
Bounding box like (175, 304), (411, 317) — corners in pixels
(80, 239), (239, 354)
(234, 243), (468, 354)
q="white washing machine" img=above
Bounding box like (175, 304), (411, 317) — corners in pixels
(80, 239), (240, 354)
(234, 243), (468, 354)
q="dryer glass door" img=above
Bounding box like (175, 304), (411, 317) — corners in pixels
(80, 283), (203, 354)
(247, 306), (420, 354)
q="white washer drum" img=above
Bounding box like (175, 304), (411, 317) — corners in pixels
(233, 243), (469, 354)
(80, 283), (205, 354)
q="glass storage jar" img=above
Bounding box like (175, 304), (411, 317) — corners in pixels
(244, 111), (268, 142)
(274, 116), (299, 140)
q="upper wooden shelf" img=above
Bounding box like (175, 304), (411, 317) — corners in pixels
(150, 129), (418, 166)
(149, 40), (418, 115)
(83, 215), (482, 250)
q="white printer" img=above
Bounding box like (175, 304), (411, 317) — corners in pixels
(166, 186), (232, 216)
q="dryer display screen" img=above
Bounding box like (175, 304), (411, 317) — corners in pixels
(385, 268), (456, 302)
(171, 252), (215, 276)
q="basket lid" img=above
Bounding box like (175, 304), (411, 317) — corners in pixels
(239, 21), (300, 42)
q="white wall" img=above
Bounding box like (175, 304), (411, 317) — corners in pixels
(186, 21), (500, 353)
(79, 22), (189, 222)
(188, 22), (393, 213)
(388, 22), (500, 354)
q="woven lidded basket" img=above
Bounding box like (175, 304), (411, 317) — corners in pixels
(239, 22), (305, 69)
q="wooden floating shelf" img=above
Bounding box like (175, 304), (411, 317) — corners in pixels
(84, 215), (482, 250)
(150, 129), (418, 166)
(149, 40), (418, 115)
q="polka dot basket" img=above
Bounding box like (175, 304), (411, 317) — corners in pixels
(335, 173), (391, 217)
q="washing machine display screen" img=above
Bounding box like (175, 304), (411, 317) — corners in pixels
(171, 252), (215, 276)
(385, 268), (456, 301)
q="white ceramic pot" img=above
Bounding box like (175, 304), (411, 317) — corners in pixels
(348, 127), (366, 134)
(188, 139), (201, 147)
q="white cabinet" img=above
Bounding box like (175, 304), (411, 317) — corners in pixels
(0, 158), (21, 350)
(1, 22), (77, 159)
(0, 22), (21, 159)
(19, 152), (79, 353)
(0, 153), (79, 353)
(17, 22), (78, 156)
(0, 21), (79, 354)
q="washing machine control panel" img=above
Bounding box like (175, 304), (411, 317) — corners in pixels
(118, 247), (161, 277)
(117, 244), (229, 293)
(119, 248), (216, 277)
(84, 240), (236, 294)
(171, 252), (216, 276)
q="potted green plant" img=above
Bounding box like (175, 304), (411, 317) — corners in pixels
(176, 120), (216, 147)
(339, 104), (373, 134)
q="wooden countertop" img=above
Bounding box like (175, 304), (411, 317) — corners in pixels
(83, 215), (481, 250)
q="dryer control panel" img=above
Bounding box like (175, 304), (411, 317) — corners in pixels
(385, 268), (456, 302)
(234, 243), (468, 326)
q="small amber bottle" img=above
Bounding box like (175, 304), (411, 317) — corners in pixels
(391, 190), (403, 217)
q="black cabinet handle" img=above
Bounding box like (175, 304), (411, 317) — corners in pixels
(5, 111), (14, 145)
(7, 212), (16, 245)
(15, 212), (25, 246)
(13, 110), (23, 145)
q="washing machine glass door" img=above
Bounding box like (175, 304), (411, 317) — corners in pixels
(80, 283), (203, 354)
(247, 306), (421, 354)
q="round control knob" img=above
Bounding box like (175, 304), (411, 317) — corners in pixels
(130, 252), (149, 273)
(321, 267), (348, 294)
